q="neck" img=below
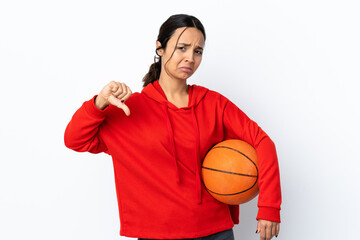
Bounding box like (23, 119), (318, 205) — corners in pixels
(158, 76), (188, 98)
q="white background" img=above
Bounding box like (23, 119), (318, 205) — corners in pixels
(1, 0), (359, 239)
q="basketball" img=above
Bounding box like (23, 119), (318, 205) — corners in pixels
(201, 139), (259, 205)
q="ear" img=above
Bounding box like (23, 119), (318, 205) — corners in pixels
(156, 41), (164, 56)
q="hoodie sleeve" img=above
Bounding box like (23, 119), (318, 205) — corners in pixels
(222, 100), (282, 223)
(64, 95), (108, 154)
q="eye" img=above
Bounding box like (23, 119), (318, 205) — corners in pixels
(177, 47), (186, 51)
(195, 50), (203, 55)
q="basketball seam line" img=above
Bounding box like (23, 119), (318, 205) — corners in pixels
(201, 166), (258, 177)
(205, 186), (257, 196)
(211, 145), (259, 175)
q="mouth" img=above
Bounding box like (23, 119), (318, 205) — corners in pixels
(179, 67), (193, 73)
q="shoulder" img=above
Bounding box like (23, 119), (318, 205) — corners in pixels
(191, 83), (230, 105)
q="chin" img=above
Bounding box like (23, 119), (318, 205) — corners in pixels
(177, 76), (191, 81)
(179, 73), (194, 80)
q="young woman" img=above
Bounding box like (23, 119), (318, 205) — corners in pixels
(64, 14), (281, 240)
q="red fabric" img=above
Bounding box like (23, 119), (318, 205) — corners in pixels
(64, 80), (281, 239)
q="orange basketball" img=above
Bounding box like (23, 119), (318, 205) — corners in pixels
(202, 139), (259, 205)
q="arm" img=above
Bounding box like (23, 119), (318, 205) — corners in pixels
(64, 95), (109, 154)
(222, 100), (282, 222)
(64, 81), (133, 154)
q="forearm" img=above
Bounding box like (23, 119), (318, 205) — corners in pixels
(223, 99), (282, 222)
(64, 96), (108, 153)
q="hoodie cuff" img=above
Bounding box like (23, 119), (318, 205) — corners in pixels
(83, 95), (108, 119)
(256, 207), (281, 223)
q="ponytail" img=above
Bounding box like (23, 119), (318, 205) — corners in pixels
(142, 58), (161, 87)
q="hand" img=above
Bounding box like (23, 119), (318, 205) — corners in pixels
(95, 81), (132, 116)
(256, 219), (280, 240)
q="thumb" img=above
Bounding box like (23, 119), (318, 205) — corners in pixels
(120, 102), (131, 116)
(108, 95), (131, 116)
(256, 221), (261, 234)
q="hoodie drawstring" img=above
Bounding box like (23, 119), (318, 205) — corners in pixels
(191, 106), (202, 205)
(163, 103), (180, 184)
(163, 103), (202, 204)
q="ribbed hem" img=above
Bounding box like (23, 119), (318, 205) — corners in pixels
(256, 206), (281, 223)
(228, 205), (239, 224)
(83, 95), (108, 119)
(120, 223), (234, 239)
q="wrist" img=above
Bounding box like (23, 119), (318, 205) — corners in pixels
(95, 95), (109, 110)
(256, 207), (281, 223)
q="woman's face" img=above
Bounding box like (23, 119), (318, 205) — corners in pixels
(157, 27), (205, 81)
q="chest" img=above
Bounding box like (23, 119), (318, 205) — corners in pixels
(101, 101), (226, 162)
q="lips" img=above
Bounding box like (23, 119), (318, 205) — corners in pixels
(179, 67), (193, 73)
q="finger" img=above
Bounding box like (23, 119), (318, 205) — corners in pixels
(112, 82), (124, 97)
(109, 81), (119, 92)
(117, 83), (128, 99)
(256, 221), (261, 234)
(260, 229), (266, 240)
(276, 224), (280, 237)
(271, 224), (277, 239)
(259, 223), (266, 240)
(121, 86), (133, 102)
(265, 224), (272, 240)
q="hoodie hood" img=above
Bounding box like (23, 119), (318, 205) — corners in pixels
(142, 80), (209, 204)
(142, 80), (209, 109)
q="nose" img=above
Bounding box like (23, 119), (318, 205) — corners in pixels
(185, 51), (195, 63)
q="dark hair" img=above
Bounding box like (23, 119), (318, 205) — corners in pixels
(142, 14), (206, 87)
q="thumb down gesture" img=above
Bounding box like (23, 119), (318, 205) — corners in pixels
(95, 81), (132, 116)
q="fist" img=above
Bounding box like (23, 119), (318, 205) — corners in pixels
(95, 81), (132, 116)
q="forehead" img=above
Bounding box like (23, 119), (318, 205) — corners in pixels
(169, 27), (205, 47)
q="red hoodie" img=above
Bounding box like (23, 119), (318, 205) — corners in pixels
(64, 80), (281, 239)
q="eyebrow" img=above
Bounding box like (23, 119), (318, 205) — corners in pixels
(178, 43), (204, 50)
